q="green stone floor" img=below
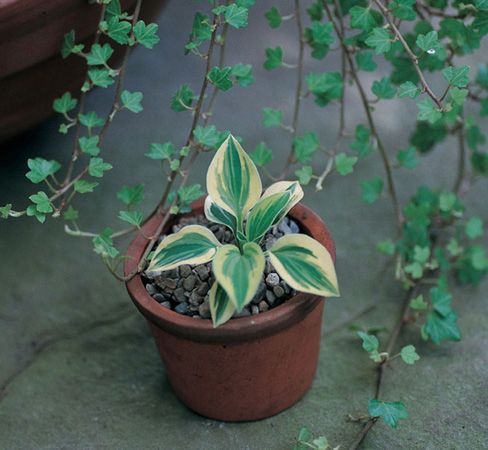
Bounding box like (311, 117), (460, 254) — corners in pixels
(0, 2), (487, 449)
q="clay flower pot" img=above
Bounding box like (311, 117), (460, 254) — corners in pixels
(125, 198), (336, 421)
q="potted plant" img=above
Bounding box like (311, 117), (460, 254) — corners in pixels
(125, 134), (339, 421)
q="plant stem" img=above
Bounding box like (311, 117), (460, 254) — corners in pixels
(454, 117), (466, 195)
(280, 0), (305, 179)
(323, 0), (402, 226)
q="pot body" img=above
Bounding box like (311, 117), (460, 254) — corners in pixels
(0, 0), (164, 142)
(125, 198), (336, 421)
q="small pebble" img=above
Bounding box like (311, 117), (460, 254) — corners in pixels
(266, 272), (280, 287)
(153, 293), (166, 303)
(179, 265), (192, 278)
(251, 282), (267, 304)
(155, 277), (177, 290)
(251, 305), (259, 315)
(194, 265), (210, 281)
(198, 301), (211, 319)
(289, 220), (299, 233)
(278, 221), (292, 235)
(196, 282), (210, 296)
(273, 285), (285, 298)
(174, 288), (187, 303)
(234, 307), (251, 318)
(264, 236), (277, 250)
(189, 291), (204, 306)
(160, 301), (171, 309)
(175, 302), (189, 314)
(266, 290), (276, 305)
(264, 259), (273, 274)
(183, 275), (197, 291)
(145, 283), (157, 295)
(258, 300), (269, 312)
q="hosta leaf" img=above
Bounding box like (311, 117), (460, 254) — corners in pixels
(212, 243), (265, 311)
(368, 400), (408, 428)
(26, 158), (61, 184)
(209, 282), (236, 327)
(206, 135), (262, 219)
(268, 234), (339, 297)
(147, 225), (221, 274)
(246, 181), (303, 242)
(204, 196), (238, 234)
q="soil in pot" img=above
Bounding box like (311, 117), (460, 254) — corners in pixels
(142, 214), (301, 320)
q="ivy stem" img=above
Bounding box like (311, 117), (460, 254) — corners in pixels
(372, 0), (444, 110)
(280, 0), (305, 179)
(454, 116), (466, 195)
(323, 0), (402, 226)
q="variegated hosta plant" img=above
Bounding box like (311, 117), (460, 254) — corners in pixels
(147, 135), (339, 327)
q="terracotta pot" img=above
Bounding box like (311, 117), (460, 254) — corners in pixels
(125, 198), (336, 421)
(0, 0), (164, 142)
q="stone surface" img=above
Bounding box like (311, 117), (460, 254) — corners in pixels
(0, 1), (487, 449)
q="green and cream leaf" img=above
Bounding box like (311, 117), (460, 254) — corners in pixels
(206, 135), (262, 219)
(209, 282), (236, 327)
(147, 225), (220, 274)
(204, 196), (238, 234)
(268, 234), (339, 297)
(212, 242), (265, 311)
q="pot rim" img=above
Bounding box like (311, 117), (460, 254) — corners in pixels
(125, 197), (336, 343)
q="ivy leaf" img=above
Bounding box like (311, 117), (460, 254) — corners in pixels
(308, 21), (334, 45)
(350, 6), (376, 31)
(265, 6), (281, 28)
(430, 287), (452, 317)
(398, 81), (421, 99)
(357, 331), (379, 352)
(390, 0), (416, 21)
(79, 136), (101, 156)
(73, 180), (98, 194)
(350, 124), (372, 157)
(61, 30), (84, 58)
(231, 64), (254, 87)
(118, 210), (144, 228)
(439, 192), (457, 212)
(262, 108), (283, 128)
(471, 152), (488, 175)
(117, 184), (145, 207)
(365, 28), (392, 54)
(88, 68), (115, 88)
(264, 46), (283, 70)
(306, 71), (343, 106)
(368, 400), (408, 428)
(86, 43), (114, 65)
(250, 142), (273, 166)
(88, 158), (112, 178)
(207, 67), (233, 91)
(423, 311), (461, 344)
(92, 227), (119, 258)
(194, 125), (220, 148)
(177, 184), (204, 212)
(171, 84), (194, 112)
(79, 111), (105, 128)
(26, 158), (61, 184)
(361, 177), (384, 204)
(63, 205), (79, 221)
(0, 204), (12, 219)
(53, 92), (77, 114)
(295, 166), (313, 185)
(29, 191), (53, 214)
(372, 77), (396, 99)
(335, 153), (358, 175)
(400, 345), (420, 365)
(133, 20), (160, 49)
(416, 31), (441, 53)
(186, 12), (212, 52)
(397, 146), (418, 169)
(449, 87), (468, 106)
(417, 98), (442, 124)
(476, 0), (488, 10)
(442, 65), (470, 87)
(293, 132), (319, 163)
(26, 205), (46, 223)
(105, 17), (131, 45)
(121, 90), (143, 113)
(377, 239), (395, 255)
(145, 142), (175, 160)
(355, 51), (377, 72)
(410, 294), (428, 310)
(223, 4), (248, 28)
(465, 217), (483, 239)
